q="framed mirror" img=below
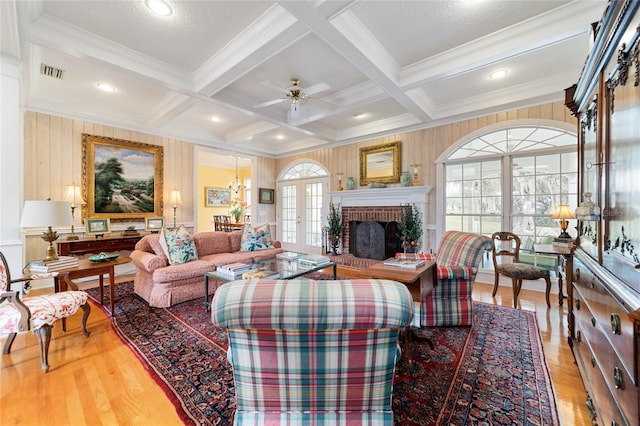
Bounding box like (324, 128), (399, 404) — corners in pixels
(359, 141), (401, 185)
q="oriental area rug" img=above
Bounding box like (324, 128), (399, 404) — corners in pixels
(86, 281), (559, 426)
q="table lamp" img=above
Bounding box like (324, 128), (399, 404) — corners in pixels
(63, 184), (86, 240)
(169, 189), (182, 229)
(20, 200), (73, 261)
(551, 205), (575, 240)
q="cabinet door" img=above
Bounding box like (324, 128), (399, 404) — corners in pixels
(578, 94), (600, 261)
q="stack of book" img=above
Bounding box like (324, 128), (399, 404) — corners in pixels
(242, 270), (279, 280)
(382, 258), (426, 269)
(297, 254), (330, 267)
(29, 256), (79, 272)
(216, 262), (255, 279)
(276, 252), (303, 261)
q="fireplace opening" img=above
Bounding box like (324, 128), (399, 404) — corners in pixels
(349, 220), (401, 260)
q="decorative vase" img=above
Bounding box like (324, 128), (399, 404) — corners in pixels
(234, 213), (242, 223)
(330, 235), (341, 254)
(400, 171), (411, 187)
(346, 176), (355, 190)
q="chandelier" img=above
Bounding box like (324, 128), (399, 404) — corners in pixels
(229, 157), (244, 194)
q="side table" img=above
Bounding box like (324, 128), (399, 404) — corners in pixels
(54, 256), (132, 319)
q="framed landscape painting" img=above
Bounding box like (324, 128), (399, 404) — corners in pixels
(205, 187), (231, 207)
(82, 134), (164, 221)
(145, 217), (164, 231)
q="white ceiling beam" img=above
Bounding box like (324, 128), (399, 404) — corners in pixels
(279, 1), (431, 121)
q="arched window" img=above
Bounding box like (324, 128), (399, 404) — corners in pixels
(280, 163), (328, 180)
(437, 121), (577, 265)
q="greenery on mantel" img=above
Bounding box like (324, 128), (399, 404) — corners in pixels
(397, 203), (423, 251)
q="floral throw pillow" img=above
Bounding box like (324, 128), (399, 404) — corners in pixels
(160, 225), (198, 265)
(240, 223), (273, 252)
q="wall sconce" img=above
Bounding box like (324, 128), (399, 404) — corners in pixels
(551, 205), (575, 240)
(409, 164), (422, 186)
(169, 189), (182, 229)
(63, 184), (86, 240)
(20, 200), (73, 261)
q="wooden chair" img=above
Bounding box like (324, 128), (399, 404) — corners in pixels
(0, 251), (91, 372)
(213, 215), (226, 231)
(491, 232), (551, 308)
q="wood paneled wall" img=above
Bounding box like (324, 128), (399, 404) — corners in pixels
(277, 101), (576, 247)
(23, 112), (195, 260)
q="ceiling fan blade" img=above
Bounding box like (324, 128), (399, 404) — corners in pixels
(253, 98), (285, 108)
(305, 82), (330, 96)
(260, 80), (287, 93)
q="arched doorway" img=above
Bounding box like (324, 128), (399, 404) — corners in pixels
(276, 161), (329, 254)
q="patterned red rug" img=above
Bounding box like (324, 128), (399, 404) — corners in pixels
(86, 281), (558, 425)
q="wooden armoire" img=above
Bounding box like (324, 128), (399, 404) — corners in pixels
(565, 1), (640, 425)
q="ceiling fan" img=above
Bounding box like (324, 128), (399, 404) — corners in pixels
(253, 78), (330, 114)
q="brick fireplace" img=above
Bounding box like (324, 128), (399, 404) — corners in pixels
(330, 186), (432, 258)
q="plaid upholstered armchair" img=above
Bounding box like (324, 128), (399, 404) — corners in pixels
(211, 278), (413, 425)
(396, 231), (492, 327)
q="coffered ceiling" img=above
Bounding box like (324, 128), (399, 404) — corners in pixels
(1, 1), (606, 158)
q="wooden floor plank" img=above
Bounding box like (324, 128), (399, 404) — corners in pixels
(0, 275), (588, 424)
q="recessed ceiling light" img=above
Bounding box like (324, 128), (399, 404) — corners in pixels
(145, 0), (173, 16)
(96, 83), (116, 92)
(353, 112), (367, 119)
(210, 116), (221, 123)
(489, 69), (509, 80)
(245, 136), (253, 141)
(275, 134), (285, 140)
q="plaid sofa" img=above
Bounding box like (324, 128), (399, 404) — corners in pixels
(211, 278), (413, 425)
(396, 231), (492, 327)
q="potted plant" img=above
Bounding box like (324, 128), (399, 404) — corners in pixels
(397, 203), (423, 253)
(229, 199), (247, 223)
(326, 202), (344, 254)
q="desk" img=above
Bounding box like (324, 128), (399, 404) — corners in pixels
(58, 235), (143, 256)
(534, 244), (575, 308)
(54, 257), (131, 318)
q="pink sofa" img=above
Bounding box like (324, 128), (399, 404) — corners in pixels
(131, 231), (283, 307)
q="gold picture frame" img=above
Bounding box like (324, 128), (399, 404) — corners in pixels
(86, 218), (111, 235)
(359, 141), (401, 185)
(205, 187), (231, 207)
(82, 134), (164, 221)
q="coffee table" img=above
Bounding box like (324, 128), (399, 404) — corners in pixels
(360, 260), (437, 366)
(204, 256), (337, 311)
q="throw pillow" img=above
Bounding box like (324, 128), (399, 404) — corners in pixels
(240, 223), (273, 252)
(160, 225), (199, 265)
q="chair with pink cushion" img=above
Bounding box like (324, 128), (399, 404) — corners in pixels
(0, 251), (91, 372)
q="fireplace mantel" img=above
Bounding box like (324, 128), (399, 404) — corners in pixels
(329, 186), (432, 207)
(330, 186), (433, 253)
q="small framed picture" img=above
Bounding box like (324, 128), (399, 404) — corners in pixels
(86, 218), (111, 235)
(205, 187), (231, 207)
(145, 217), (164, 231)
(259, 188), (274, 204)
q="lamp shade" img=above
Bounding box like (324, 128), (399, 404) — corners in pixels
(20, 200), (73, 228)
(169, 190), (183, 207)
(63, 185), (86, 206)
(551, 205), (576, 220)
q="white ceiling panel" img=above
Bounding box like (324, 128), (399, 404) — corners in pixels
(2, 0), (608, 158)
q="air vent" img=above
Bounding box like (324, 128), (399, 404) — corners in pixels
(40, 63), (65, 80)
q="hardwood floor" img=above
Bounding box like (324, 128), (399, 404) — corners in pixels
(1, 273), (589, 425)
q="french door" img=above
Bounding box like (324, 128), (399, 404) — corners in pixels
(277, 178), (328, 254)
